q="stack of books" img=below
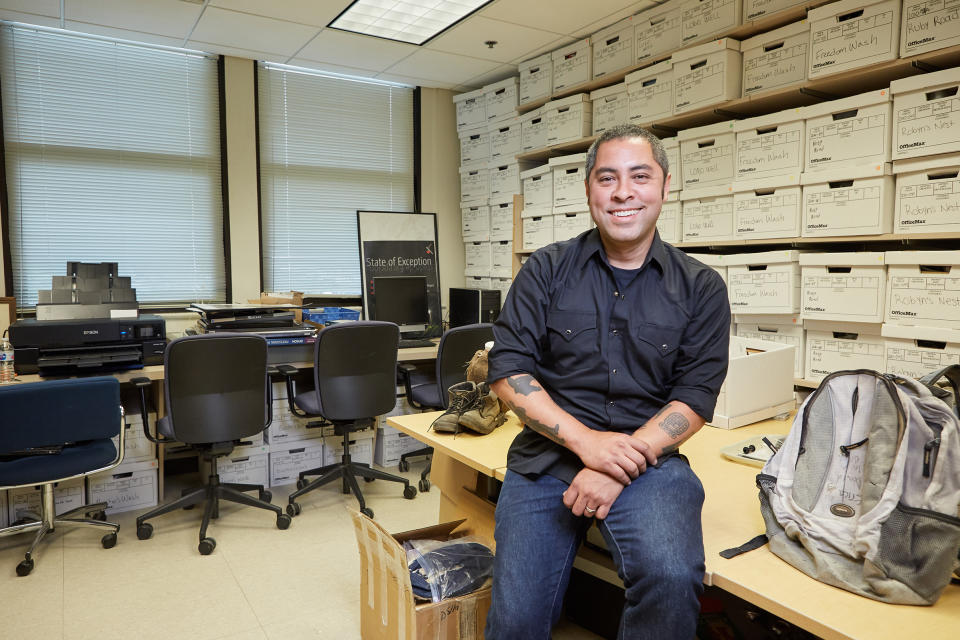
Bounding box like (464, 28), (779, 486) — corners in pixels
(187, 303), (316, 352)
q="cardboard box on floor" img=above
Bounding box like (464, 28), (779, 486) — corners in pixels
(352, 513), (492, 640)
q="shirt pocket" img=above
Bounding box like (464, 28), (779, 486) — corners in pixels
(633, 322), (683, 374)
(545, 311), (598, 366)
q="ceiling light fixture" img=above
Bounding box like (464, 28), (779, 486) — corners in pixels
(328, 0), (494, 46)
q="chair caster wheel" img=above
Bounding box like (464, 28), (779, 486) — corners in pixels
(277, 513), (292, 530)
(16, 558), (34, 577)
(136, 522), (154, 540)
(296, 478), (308, 490)
(198, 537), (216, 555)
(363, 476), (375, 483)
(101, 532), (118, 549)
(398, 460), (410, 472)
(286, 502), (301, 517)
(419, 479), (431, 492)
(183, 504), (195, 510)
(360, 507), (374, 518)
(260, 490), (272, 503)
(403, 485), (417, 499)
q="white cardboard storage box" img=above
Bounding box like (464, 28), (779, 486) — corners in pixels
(489, 198), (514, 243)
(732, 175), (802, 240)
(681, 185), (735, 242)
(464, 241), (492, 277)
(520, 107), (548, 153)
(656, 191), (683, 243)
(484, 77), (518, 125)
(726, 250), (803, 314)
(803, 88), (892, 174)
(735, 108), (805, 180)
(459, 125), (489, 167)
(894, 153), (960, 234)
(635, 0), (683, 64)
(465, 274), (493, 290)
(552, 38), (593, 93)
(682, 0), (744, 46)
(744, 0), (808, 23)
(490, 240), (513, 278)
(593, 17), (635, 79)
(901, 0), (960, 56)
(742, 20), (810, 97)
(266, 397), (324, 445)
(489, 160), (530, 201)
(518, 53), (553, 105)
(522, 164), (553, 212)
(663, 136), (682, 190)
(461, 203), (491, 243)
(807, 0), (901, 79)
(804, 320), (885, 381)
(679, 120), (736, 190)
(554, 211), (592, 242)
(591, 83), (628, 135)
(454, 88), (485, 132)
(523, 214), (555, 251)
(495, 278), (512, 306)
(712, 335), (796, 429)
(459, 166), (489, 203)
(883, 324), (960, 380)
(85, 459), (159, 515)
(214, 444), (270, 488)
(672, 38), (742, 114)
(735, 313), (805, 378)
(116, 411), (157, 463)
(801, 163), (895, 237)
(800, 251), (887, 323)
(488, 117), (522, 161)
(891, 68), (960, 161)
(884, 250), (960, 329)
(549, 153), (588, 213)
(625, 60), (674, 127)
(374, 426), (419, 468)
(545, 94), (592, 146)
(8, 477), (84, 523)
(269, 439), (326, 488)
(323, 430), (374, 467)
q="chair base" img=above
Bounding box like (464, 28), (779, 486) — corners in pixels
(0, 484), (119, 576)
(399, 446), (433, 486)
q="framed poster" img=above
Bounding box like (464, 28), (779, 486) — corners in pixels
(357, 211), (441, 337)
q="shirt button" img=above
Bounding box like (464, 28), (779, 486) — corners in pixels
(614, 291), (619, 297)
(608, 401), (615, 406)
(565, 329), (572, 334)
(612, 369), (617, 374)
(612, 329), (618, 335)
(662, 344), (668, 350)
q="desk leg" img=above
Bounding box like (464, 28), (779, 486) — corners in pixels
(431, 452), (497, 548)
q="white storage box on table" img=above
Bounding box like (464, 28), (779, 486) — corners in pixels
(459, 166), (489, 203)
(732, 174), (802, 240)
(8, 477), (84, 523)
(554, 211), (592, 242)
(489, 116), (523, 161)
(489, 197), (514, 242)
(735, 313), (805, 378)
(454, 88), (485, 132)
(491, 240), (513, 278)
(679, 120), (736, 190)
(593, 16), (635, 79)
(663, 136), (682, 190)
(625, 60), (674, 127)
(459, 124), (489, 167)
(681, 185), (734, 241)
(744, 0), (807, 22)
(484, 77), (518, 125)
(85, 459), (158, 515)
(591, 83), (628, 135)
(686, 252), (727, 283)
(891, 68), (960, 161)
(735, 108), (805, 180)
(901, 0), (960, 56)
(213, 443), (270, 488)
(681, 0), (744, 46)
(882, 324), (960, 380)
(466, 274), (493, 289)
(461, 202), (490, 243)
(269, 438), (325, 488)
(495, 278), (512, 306)
(464, 241), (492, 277)
(523, 214), (555, 251)
(801, 163), (895, 237)
(803, 88), (892, 174)
(116, 411), (157, 463)
(549, 153), (588, 213)
(323, 429), (374, 467)
(884, 250), (960, 329)
(711, 335), (796, 429)
(807, 0), (901, 79)
(522, 164), (553, 212)
(521, 107), (548, 153)
(893, 153), (960, 234)
(742, 20), (810, 97)
(489, 160), (533, 201)
(374, 425), (419, 468)
(800, 251), (887, 323)
(672, 38), (742, 115)
(726, 250), (802, 314)
(519, 53), (552, 105)
(804, 320), (885, 381)
(267, 396), (323, 445)
(545, 94), (592, 146)
(635, 0), (683, 64)
(552, 38), (593, 92)
(656, 191), (683, 243)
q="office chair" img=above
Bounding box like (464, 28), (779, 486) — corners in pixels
(132, 334), (291, 555)
(278, 321), (416, 519)
(0, 377), (124, 576)
(397, 323), (495, 492)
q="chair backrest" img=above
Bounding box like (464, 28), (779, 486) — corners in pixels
(436, 323), (494, 409)
(164, 334), (269, 444)
(313, 321), (399, 421)
(0, 377), (121, 453)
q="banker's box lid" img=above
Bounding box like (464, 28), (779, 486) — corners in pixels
(662, 136), (680, 149)
(884, 250), (960, 265)
(809, 0), (895, 22)
(487, 116), (520, 133)
(552, 37), (591, 60)
(684, 253), (725, 266)
(679, 119), (736, 140)
(799, 251), (885, 266)
(734, 313), (802, 325)
(801, 162), (892, 183)
(891, 67), (960, 95)
(521, 164), (551, 180)
(804, 319), (882, 335)
(680, 184), (733, 201)
(520, 107), (544, 123)
(460, 202), (490, 212)
(882, 324), (960, 343)
(733, 107), (804, 132)
(544, 93), (591, 111)
(593, 15), (633, 41)
(637, 0), (682, 23)
(801, 88), (890, 120)
(672, 37), (741, 63)
(519, 52), (551, 72)
(625, 59), (673, 83)
(458, 123), (487, 139)
(548, 152), (587, 167)
(741, 19), (809, 51)
(725, 250), (803, 266)
(892, 153), (960, 174)
(590, 82), (627, 101)
(489, 197), (514, 209)
(458, 166), (488, 176)
(453, 88), (484, 104)
(732, 174), (801, 192)
(483, 77), (517, 95)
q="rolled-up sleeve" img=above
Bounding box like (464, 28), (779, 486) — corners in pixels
(488, 253), (551, 384)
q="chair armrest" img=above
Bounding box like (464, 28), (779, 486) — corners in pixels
(130, 376), (168, 445)
(273, 364), (309, 417)
(397, 362), (419, 401)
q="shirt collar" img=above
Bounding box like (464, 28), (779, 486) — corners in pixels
(576, 228), (667, 276)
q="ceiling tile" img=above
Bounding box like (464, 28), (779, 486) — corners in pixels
(384, 48), (500, 86)
(479, 0), (641, 36)
(0, 9), (60, 27)
(189, 6), (319, 57)
(425, 15), (562, 64)
(65, 0), (201, 39)
(189, 40), (290, 63)
(295, 28), (418, 73)
(208, 0), (348, 27)
(0, 1), (59, 17)
(63, 21), (185, 48)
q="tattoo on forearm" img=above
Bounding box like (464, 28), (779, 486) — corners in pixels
(651, 402), (673, 420)
(661, 443), (681, 456)
(507, 374), (542, 396)
(508, 404), (565, 445)
(659, 412), (690, 439)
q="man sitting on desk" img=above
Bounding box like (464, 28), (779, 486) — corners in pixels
(485, 124), (730, 639)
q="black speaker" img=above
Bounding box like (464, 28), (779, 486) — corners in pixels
(449, 287), (501, 328)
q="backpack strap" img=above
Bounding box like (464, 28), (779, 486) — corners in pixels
(719, 534), (768, 559)
(919, 365), (960, 418)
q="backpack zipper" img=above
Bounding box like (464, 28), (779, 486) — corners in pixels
(923, 437), (941, 478)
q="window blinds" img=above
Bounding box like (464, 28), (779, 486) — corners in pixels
(0, 24), (225, 307)
(258, 64), (414, 295)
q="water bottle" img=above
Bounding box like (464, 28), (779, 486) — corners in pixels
(0, 339), (14, 383)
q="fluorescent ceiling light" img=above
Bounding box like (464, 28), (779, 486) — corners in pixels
(328, 0), (493, 45)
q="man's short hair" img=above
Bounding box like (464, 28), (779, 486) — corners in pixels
(584, 124), (669, 182)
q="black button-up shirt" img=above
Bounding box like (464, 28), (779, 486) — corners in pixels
(488, 229), (730, 483)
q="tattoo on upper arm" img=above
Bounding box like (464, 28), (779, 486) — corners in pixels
(658, 412), (690, 439)
(507, 374), (542, 396)
(509, 404), (565, 445)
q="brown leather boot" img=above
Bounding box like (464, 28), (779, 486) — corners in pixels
(457, 382), (507, 435)
(430, 381), (480, 434)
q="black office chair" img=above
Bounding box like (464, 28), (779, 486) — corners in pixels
(132, 334), (291, 555)
(0, 376), (124, 576)
(279, 321), (416, 519)
(397, 323), (495, 491)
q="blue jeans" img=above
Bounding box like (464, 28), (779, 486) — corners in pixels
(484, 458), (705, 640)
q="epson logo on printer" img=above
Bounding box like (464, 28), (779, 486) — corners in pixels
(83, 330), (99, 335)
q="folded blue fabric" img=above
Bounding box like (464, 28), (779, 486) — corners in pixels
(407, 541), (494, 601)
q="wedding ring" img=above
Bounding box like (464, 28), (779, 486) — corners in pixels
(585, 506), (597, 514)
